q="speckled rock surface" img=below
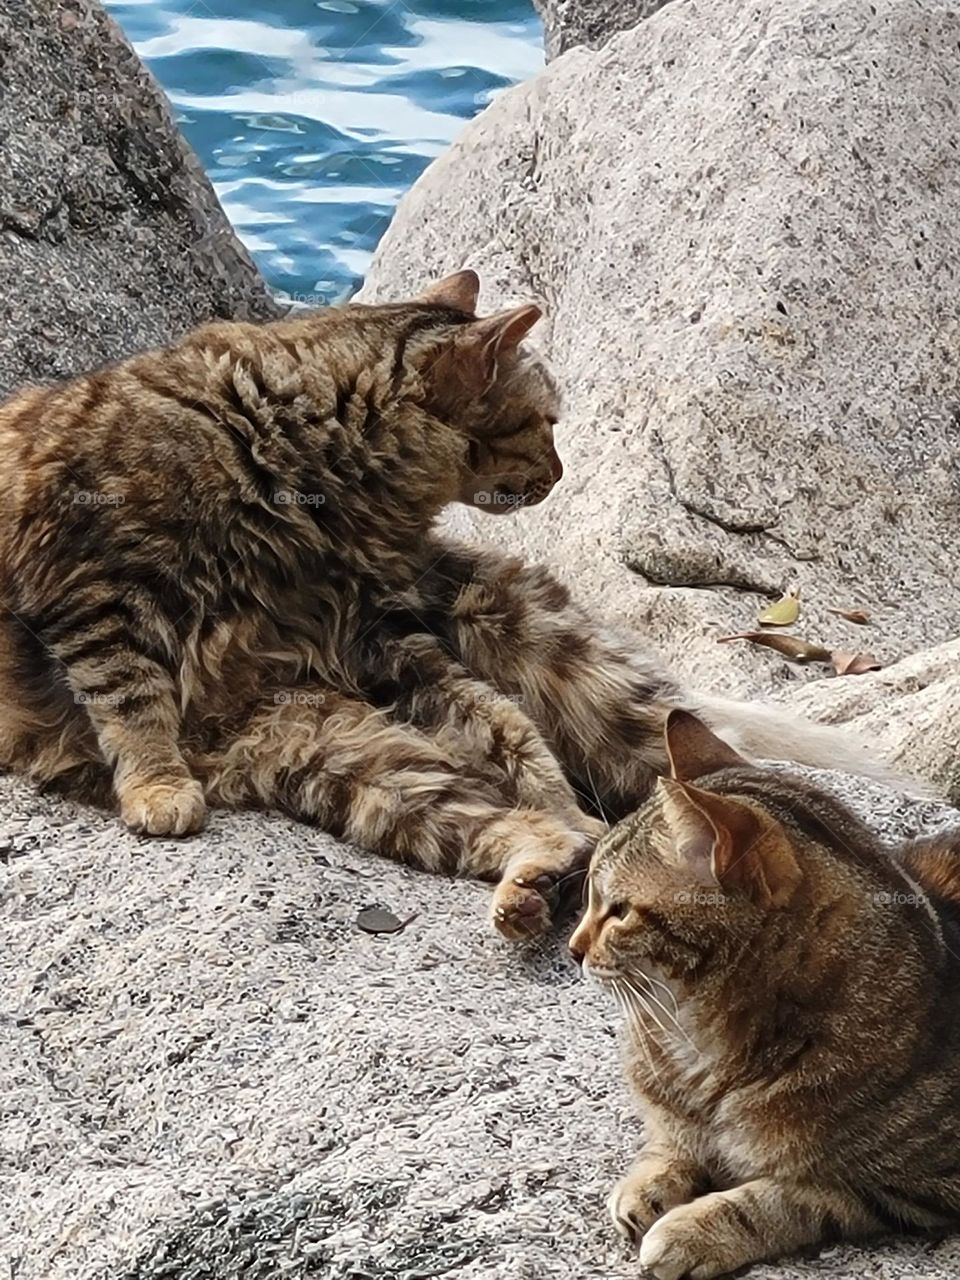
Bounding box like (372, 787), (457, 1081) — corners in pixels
(361, 0), (960, 711)
(789, 639), (960, 806)
(534, 0), (671, 58)
(0, 0), (280, 399)
(3, 769), (959, 1280)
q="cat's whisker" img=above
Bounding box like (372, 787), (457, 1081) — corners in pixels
(642, 972), (680, 1013)
(581, 759), (613, 829)
(620, 975), (681, 1045)
(643, 987), (694, 1049)
(639, 985), (692, 1048)
(616, 981), (663, 1085)
(635, 970), (689, 1042)
(646, 973), (681, 1020)
(553, 867), (586, 886)
(552, 867), (589, 899)
(611, 983), (638, 1039)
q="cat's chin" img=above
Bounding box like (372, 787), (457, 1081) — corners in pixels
(582, 960), (621, 987)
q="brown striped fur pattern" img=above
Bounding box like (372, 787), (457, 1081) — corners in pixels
(0, 270), (690, 938)
(571, 710), (960, 1277)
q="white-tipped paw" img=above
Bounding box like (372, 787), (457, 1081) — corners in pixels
(491, 873), (555, 941)
(120, 778), (207, 836)
(638, 1206), (729, 1280)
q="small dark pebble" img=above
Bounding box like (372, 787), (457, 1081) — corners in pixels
(356, 907), (415, 935)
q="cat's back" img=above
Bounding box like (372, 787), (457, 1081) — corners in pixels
(0, 319), (288, 515)
(0, 315), (268, 426)
(0, 321), (275, 600)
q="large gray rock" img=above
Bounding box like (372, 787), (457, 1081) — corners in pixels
(534, 0), (671, 58)
(361, 0), (960, 756)
(3, 2), (960, 1278)
(0, 0), (280, 397)
(790, 639), (960, 805)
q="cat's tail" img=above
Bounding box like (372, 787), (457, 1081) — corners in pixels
(690, 691), (930, 795)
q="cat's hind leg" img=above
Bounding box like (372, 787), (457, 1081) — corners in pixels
(196, 687), (594, 939)
(362, 632), (601, 838)
(445, 551), (675, 818)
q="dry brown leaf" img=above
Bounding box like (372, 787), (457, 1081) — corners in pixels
(758, 589), (801, 627)
(831, 651), (883, 676)
(717, 632), (831, 664)
(826, 607), (872, 625)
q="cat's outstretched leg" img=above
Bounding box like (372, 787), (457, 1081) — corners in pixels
(196, 687), (595, 939)
(359, 632), (598, 836)
(435, 548), (678, 819)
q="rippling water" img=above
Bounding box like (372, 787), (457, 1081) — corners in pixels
(105, 1), (542, 304)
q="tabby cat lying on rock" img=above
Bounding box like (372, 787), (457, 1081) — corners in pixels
(0, 270), (898, 939)
(571, 710), (960, 1278)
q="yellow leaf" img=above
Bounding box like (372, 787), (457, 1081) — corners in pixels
(758, 589), (800, 627)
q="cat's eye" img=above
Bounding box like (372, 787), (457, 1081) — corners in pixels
(606, 900), (630, 921)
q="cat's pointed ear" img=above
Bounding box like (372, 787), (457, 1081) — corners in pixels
(472, 304), (542, 353)
(418, 269), (481, 313)
(665, 709), (748, 782)
(452, 304), (543, 391)
(659, 778), (802, 908)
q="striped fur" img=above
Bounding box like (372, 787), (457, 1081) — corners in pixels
(571, 711), (960, 1276)
(0, 271), (690, 938)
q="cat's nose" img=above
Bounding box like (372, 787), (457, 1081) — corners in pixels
(568, 934), (585, 966)
(549, 452), (563, 483)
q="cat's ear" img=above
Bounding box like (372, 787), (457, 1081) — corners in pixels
(659, 778), (802, 908)
(418, 269), (481, 313)
(665, 709), (748, 781)
(453, 304), (542, 391)
(472, 304), (542, 353)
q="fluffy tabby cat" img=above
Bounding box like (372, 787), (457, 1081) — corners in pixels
(571, 709), (960, 1278)
(0, 269), (895, 939)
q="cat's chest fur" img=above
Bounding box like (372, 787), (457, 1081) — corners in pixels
(633, 1034), (804, 1184)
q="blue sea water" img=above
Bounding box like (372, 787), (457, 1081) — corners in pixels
(104, 0), (543, 304)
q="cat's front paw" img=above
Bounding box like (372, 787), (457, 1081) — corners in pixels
(608, 1162), (697, 1244)
(120, 778), (207, 836)
(491, 871), (557, 940)
(489, 821), (593, 941)
(639, 1200), (734, 1280)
